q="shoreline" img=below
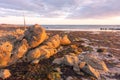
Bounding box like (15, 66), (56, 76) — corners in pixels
(46, 29), (120, 32)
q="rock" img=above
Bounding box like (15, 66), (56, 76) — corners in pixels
(60, 35), (71, 45)
(0, 42), (13, 68)
(31, 59), (40, 64)
(66, 76), (73, 80)
(27, 35), (60, 62)
(44, 48), (57, 59)
(71, 45), (82, 55)
(9, 39), (28, 65)
(64, 54), (79, 66)
(74, 38), (80, 42)
(0, 69), (11, 79)
(24, 24), (47, 48)
(27, 48), (57, 62)
(53, 53), (79, 66)
(27, 48), (41, 61)
(54, 68), (62, 74)
(73, 64), (81, 74)
(79, 62), (100, 79)
(74, 48), (83, 55)
(84, 54), (109, 72)
(45, 34), (61, 48)
(97, 48), (107, 53)
(71, 45), (78, 49)
(53, 57), (64, 64)
(48, 72), (61, 80)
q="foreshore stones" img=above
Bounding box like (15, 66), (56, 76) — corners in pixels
(24, 24), (47, 48)
(0, 42), (12, 68)
(0, 24), (110, 79)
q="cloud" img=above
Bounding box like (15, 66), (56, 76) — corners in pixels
(67, 0), (120, 19)
(0, 0), (120, 19)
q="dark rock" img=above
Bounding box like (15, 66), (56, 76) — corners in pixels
(24, 24), (47, 48)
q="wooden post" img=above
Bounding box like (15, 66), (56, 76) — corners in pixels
(23, 12), (26, 30)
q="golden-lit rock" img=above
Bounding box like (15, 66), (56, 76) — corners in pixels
(27, 48), (41, 61)
(44, 48), (57, 59)
(0, 42), (12, 68)
(45, 34), (61, 48)
(60, 35), (71, 45)
(0, 69), (11, 79)
(48, 72), (61, 80)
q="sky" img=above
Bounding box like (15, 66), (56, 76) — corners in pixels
(0, 0), (120, 25)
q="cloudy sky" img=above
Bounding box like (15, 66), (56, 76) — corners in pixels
(0, 0), (120, 25)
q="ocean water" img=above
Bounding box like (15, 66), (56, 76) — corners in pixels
(42, 25), (120, 31)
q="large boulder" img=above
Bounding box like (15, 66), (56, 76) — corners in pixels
(24, 24), (47, 48)
(0, 42), (12, 68)
(79, 62), (100, 79)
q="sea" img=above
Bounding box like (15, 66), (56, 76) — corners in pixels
(41, 25), (120, 31)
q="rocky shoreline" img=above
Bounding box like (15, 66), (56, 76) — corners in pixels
(0, 24), (120, 80)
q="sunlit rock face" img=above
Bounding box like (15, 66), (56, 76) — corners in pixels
(60, 35), (71, 45)
(0, 42), (12, 68)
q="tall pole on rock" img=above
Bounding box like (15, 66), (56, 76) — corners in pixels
(23, 12), (26, 30)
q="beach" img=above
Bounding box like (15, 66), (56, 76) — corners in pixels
(0, 25), (120, 80)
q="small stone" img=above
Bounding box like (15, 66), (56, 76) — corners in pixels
(31, 59), (39, 64)
(48, 72), (61, 80)
(0, 69), (11, 79)
(97, 48), (107, 53)
(66, 76), (73, 80)
(53, 57), (64, 64)
(54, 68), (62, 74)
(60, 35), (71, 45)
(64, 54), (79, 66)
